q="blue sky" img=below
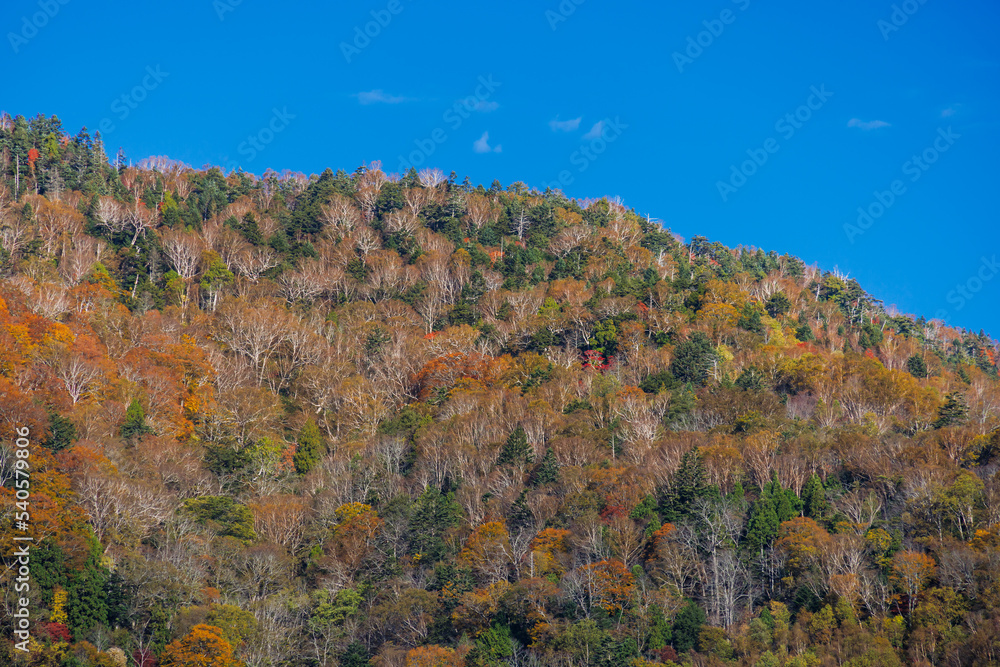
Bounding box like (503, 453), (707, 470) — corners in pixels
(3, 0), (999, 336)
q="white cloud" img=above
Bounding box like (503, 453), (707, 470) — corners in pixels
(583, 120), (605, 140)
(473, 131), (502, 154)
(549, 116), (582, 132)
(356, 89), (411, 105)
(847, 118), (891, 131)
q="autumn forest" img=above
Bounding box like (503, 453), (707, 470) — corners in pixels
(1, 113), (999, 667)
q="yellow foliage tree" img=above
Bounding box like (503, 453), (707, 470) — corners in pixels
(405, 645), (465, 667)
(50, 588), (69, 625)
(461, 521), (511, 585)
(891, 551), (936, 615)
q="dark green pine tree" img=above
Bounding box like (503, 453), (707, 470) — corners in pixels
(67, 535), (109, 637)
(934, 391), (969, 429)
(738, 303), (765, 334)
(745, 474), (800, 554)
(508, 490), (535, 533)
(497, 426), (534, 466)
(120, 399), (153, 440)
(42, 410), (77, 452)
(801, 473), (829, 520)
(669, 333), (717, 386)
(339, 642), (371, 667)
(906, 354), (928, 379)
(672, 601), (707, 653)
(409, 487), (464, 563)
(764, 473), (800, 522)
(795, 321), (815, 342)
(530, 447), (560, 486)
(729, 480), (746, 503)
(294, 418), (324, 474)
(401, 167), (420, 188)
(735, 366), (766, 392)
(857, 329), (872, 351)
(760, 475), (781, 501)
(776, 488), (799, 523)
(103, 571), (132, 630)
(744, 496), (779, 555)
(765, 292), (792, 319)
(659, 449), (711, 522)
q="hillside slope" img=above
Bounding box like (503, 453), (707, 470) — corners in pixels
(1, 113), (999, 666)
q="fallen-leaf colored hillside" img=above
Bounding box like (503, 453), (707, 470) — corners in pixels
(1, 113), (999, 666)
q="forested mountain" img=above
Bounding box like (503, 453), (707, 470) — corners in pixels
(1, 112), (998, 667)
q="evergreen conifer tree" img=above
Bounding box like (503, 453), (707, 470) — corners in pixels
(531, 446), (559, 486)
(906, 354), (928, 379)
(497, 426), (533, 466)
(43, 410), (78, 451)
(934, 391), (969, 429)
(660, 449), (710, 522)
(294, 419), (324, 474)
(801, 473), (828, 520)
(121, 399), (153, 440)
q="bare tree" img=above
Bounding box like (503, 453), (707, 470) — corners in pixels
(49, 348), (103, 404)
(402, 187), (433, 218)
(383, 209), (421, 236)
(0, 209), (31, 264)
(353, 225), (381, 258)
(320, 193), (362, 233)
(549, 225), (589, 258)
(215, 301), (296, 387)
(60, 235), (107, 285)
(417, 167), (446, 189)
(691, 496), (748, 627)
(233, 246), (279, 283)
(160, 228), (204, 307)
(464, 192), (500, 231)
(277, 259), (330, 303)
(28, 282), (71, 319)
(355, 161), (387, 222)
(124, 201), (158, 247)
(94, 196), (128, 237)
(214, 227), (249, 271)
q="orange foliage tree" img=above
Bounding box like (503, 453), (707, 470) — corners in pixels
(776, 517), (831, 582)
(404, 645), (465, 667)
(460, 521), (512, 585)
(328, 502), (382, 571)
(529, 528), (572, 578)
(160, 624), (242, 667)
(582, 559), (635, 618)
